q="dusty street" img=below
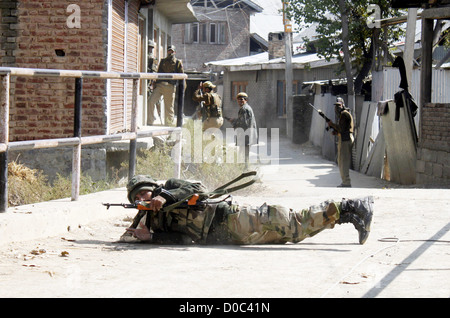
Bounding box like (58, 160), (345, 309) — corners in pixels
(0, 138), (449, 300)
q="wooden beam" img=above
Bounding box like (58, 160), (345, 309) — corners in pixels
(421, 7), (450, 19)
(420, 18), (434, 108)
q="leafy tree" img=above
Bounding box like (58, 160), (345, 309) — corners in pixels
(286, 0), (405, 94)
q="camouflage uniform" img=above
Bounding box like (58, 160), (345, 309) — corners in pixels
(122, 176), (373, 245)
(206, 200), (340, 245)
(192, 81), (223, 131)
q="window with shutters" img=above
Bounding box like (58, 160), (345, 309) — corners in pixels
(183, 24), (190, 43)
(217, 22), (226, 44)
(276, 80), (302, 117)
(192, 23), (199, 43)
(231, 81), (248, 100)
(183, 23), (199, 44)
(209, 23), (216, 44)
(110, 0), (140, 133)
(200, 23), (207, 43)
(110, 0), (126, 132)
(183, 21), (226, 45)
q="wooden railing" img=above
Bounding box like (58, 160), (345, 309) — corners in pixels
(0, 67), (187, 213)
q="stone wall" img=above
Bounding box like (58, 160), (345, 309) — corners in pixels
(9, 138), (155, 183)
(416, 103), (450, 186)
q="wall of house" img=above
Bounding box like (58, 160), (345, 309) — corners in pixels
(416, 103), (450, 186)
(172, 7), (251, 72)
(6, 0), (108, 141)
(221, 64), (340, 136)
(151, 6), (172, 57)
(221, 69), (277, 135)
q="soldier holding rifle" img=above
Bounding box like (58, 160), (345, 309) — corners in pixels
(106, 173), (373, 245)
(310, 97), (354, 187)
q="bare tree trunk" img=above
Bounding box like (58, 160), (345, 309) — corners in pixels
(338, 0), (355, 111)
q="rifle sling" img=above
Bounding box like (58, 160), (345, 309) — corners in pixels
(161, 170), (258, 213)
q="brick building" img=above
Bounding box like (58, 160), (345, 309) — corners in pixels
(0, 0), (196, 142)
(172, 0), (262, 73)
(170, 0), (263, 116)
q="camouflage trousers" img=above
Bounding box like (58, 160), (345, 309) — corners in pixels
(222, 201), (340, 244)
(202, 117), (223, 131)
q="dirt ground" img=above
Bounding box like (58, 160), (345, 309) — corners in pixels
(0, 138), (449, 300)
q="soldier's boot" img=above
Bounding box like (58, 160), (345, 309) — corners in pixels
(341, 196), (374, 232)
(336, 213), (369, 244)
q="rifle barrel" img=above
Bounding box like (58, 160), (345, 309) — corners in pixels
(308, 103), (320, 113)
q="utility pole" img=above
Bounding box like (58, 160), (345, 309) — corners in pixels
(338, 0), (355, 113)
(283, 1), (293, 139)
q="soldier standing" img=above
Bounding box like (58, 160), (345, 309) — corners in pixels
(192, 81), (223, 131)
(147, 45), (184, 126)
(146, 41), (161, 125)
(326, 97), (354, 187)
(227, 92), (258, 168)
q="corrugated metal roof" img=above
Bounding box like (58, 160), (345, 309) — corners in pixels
(205, 52), (340, 71)
(383, 67), (450, 104)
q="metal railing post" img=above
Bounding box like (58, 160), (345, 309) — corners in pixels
(176, 79), (185, 128)
(173, 79), (185, 178)
(0, 73), (10, 212)
(128, 78), (139, 180)
(71, 77), (83, 201)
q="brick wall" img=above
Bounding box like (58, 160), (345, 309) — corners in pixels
(268, 32), (286, 60)
(416, 103), (450, 186)
(1, 0), (18, 66)
(6, 0), (108, 141)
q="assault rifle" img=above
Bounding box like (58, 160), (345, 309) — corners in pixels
(102, 201), (152, 210)
(308, 103), (335, 132)
(103, 195), (202, 210)
(103, 171), (258, 212)
(102, 194), (227, 212)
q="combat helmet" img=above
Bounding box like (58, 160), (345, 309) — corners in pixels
(336, 97), (345, 104)
(202, 81), (216, 89)
(127, 175), (159, 203)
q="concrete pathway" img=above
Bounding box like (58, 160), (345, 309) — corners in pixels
(0, 137), (448, 299)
